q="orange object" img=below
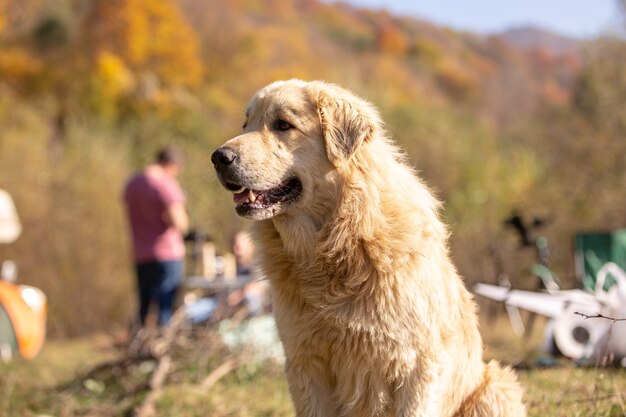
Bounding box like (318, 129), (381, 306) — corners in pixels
(0, 280), (46, 360)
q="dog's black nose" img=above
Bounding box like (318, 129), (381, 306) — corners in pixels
(211, 147), (237, 167)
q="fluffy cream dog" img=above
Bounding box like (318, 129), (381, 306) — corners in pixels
(212, 79), (526, 417)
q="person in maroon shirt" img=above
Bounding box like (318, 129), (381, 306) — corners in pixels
(123, 145), (188, 327)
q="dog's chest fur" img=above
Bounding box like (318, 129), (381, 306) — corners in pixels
(252, 219), (427, 407)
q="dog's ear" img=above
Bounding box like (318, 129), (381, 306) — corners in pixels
(317, 90), (376, 165)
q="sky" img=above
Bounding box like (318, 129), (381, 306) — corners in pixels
(339, 0), (620, 38)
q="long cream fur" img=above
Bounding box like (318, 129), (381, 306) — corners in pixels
(217, 79), (526, 417)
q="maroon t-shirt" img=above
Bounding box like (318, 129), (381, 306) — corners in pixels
(123, 170), (186, 263)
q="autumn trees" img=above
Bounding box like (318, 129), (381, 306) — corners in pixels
(0, 0), (624, 336)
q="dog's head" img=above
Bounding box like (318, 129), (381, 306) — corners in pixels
(212, 79), (382, 220)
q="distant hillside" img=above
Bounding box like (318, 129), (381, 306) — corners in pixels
(171, 0), (583, 125)
(497, 25), (581, 54)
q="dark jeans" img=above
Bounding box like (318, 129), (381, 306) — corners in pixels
(135, 260), (183, 326)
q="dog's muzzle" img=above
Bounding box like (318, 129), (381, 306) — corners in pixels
(211, 144), (303, 218)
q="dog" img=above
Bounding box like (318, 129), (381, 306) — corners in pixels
(212, 79), (526, 417)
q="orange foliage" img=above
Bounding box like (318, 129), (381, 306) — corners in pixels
(541, 80), (570, 105)
(466, 54), (496, 77)
(0, 47), (42, 87)
(84, 0), (202, 88)
(528, 46), (555, 69)
(376, 25), (409, 56)
(435, 58), (477, 99)
(0, 0), (603, 339)
(0, 0), (12, 36)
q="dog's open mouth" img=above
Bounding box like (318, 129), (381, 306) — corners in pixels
(225, 177), (302, 217)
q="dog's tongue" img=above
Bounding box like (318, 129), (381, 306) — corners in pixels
(233, 189), (249, 204)
(233, 189), (257, 205)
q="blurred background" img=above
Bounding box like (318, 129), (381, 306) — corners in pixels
(0, 0), (625, 339)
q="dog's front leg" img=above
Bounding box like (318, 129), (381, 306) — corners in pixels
(393, 364), (442, 417)
(285, 360), (337, 417)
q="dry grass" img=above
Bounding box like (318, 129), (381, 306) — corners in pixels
(479, 310), (626, 417)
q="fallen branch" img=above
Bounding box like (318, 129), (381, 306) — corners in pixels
(53, 302), (263, 416)
(55, 354), (151, 394)
(201, 357), (238, 389)
(574, 312), (626, 323)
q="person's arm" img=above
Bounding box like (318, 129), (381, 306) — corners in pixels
(164, 202), (189, 234)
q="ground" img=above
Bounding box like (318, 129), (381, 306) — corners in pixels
(1, 315), (625, 417)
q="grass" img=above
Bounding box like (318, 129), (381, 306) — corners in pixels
(1, 316), (625, 417)
(521, 367), (626, 417)
(480, 312), (626, 417)
(0, 336), (120, 417)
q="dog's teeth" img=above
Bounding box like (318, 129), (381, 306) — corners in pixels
(249, 189), (256, 203)
(234, 186), (245, 193)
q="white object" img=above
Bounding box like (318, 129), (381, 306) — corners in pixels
(1, 260), (17, 282)
(551, 303), (611, 360)
(474, 265), (626, 362)
(474, 283), (601, 318)
(219, 315), (285, 362)
(0, 190), (21, 243)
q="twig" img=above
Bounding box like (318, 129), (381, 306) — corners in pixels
(201, 357), (238, 389)
(133, 355), (172, 417)
(56, 355), (151, 393)
(132, 308), (188, 417)
(574, 312), (626, 322)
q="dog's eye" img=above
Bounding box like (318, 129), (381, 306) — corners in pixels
(274, 120), (293, 132)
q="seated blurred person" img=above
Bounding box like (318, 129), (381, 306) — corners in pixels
(233, 230), (254, 276)
(227, 231), (268, 316)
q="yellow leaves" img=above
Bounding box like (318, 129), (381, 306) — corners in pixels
(124, 0), (150, 66)
(132, 0), (202, 86)
(86, 0), (203, 89)
(507, 151), (540, 200)
(230, 25), (320, 87)
(367, 55), (421, 104)
(412, 38), (443, 64)
(95, 51), (135, 98)
(87, 52), (135, 119)
(79, 0), (205, 118)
